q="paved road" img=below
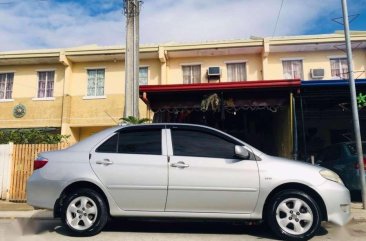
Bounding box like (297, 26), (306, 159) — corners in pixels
(0, 218), (365, 241)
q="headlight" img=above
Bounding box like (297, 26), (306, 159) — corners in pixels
(320, 169), (343, 184)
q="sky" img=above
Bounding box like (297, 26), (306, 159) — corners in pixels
(0, 0), (365, 51)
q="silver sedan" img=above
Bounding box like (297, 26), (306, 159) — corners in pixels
(27, 124), (351, 240)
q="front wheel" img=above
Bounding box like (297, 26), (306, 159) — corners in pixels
(266, 190), (321, 241)
(61, 188), (109, 236)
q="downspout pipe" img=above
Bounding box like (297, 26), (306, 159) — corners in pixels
(299, 92), (307, 160)
(292, 93), (298, 160)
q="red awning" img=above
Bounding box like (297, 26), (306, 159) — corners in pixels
(140, 79), (300, 93)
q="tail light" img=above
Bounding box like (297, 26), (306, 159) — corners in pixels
(34, 157), (48, 170)
(354, 157), (366, 170)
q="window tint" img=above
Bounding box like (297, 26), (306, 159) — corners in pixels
(118, 130), (161, 155)
(172, 129), (236, 159)
(96, 134), (118, 153)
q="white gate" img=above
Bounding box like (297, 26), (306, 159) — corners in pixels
(0, 143), (12, 200)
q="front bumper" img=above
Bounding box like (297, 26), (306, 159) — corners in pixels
(316, 180), (351, 226)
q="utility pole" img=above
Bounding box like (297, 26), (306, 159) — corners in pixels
(123, 0), (141, 118)
(341, 0), (366, 209)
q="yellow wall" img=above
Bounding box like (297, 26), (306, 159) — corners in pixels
(140, 59), (161, 85)
(0, 64), (65, 128)
(266, 49), (366, 80)
(167, 54), (262, 83)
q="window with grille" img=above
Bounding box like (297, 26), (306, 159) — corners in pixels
(182, 65), (201, 84)
(37, 71), (54, 98)
(0, 73), (14, 100)
(282, 60), (304, 79)
(227, 63), (247, 82)
(87, 69), (105, 96)
(330, 58), (349, 79)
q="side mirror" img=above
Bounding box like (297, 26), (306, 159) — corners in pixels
(235, 145), (250, 159)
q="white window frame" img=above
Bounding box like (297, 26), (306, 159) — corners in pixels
(329, 57), (349, 79)
(35, 71), (55, 99)
(226, 62), (247, 82)
(281, 58), (304, 80)
(139, 66), (149, 85)
(181, 64), (201, 84)
(85, 68), (106, 99)
(0, 72), (14, 101)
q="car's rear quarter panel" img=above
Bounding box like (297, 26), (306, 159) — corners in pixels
(27, 150), (110, 210)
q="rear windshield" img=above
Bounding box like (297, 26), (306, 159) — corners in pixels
(347, 143), (366, 155)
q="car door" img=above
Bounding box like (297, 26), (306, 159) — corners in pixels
(90, 125), (168, 211)
(165, 126), (260, 214)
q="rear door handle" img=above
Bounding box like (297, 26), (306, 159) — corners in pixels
(96, 159), (113, 165)
(171, 161), (189, 168)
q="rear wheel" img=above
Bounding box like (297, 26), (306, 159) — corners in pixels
(266, 190), (321, 241)
(61, 188), (108, 236)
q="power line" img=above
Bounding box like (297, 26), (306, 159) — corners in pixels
(272, 0), (285, 38)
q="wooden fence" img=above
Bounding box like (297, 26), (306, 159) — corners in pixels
(8, 143), (69, 202)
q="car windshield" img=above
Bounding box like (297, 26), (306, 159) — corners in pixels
(347, 143), (366, 155)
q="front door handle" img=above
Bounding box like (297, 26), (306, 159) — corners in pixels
(171, 161), (189, 168)
(96, 159), (113, 166)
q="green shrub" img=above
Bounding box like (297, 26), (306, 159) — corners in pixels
(0, 129), (69, 144)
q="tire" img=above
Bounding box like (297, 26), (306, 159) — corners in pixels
(266, 189), (321, 241)
(61, 188), (109, 236)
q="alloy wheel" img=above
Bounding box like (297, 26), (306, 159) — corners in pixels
(66, 196), (98, 231)
(275, 197), (314, 235)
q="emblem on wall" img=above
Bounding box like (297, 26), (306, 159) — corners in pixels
(13, 104), (26, 118)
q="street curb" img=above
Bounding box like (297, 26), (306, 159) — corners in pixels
(0, 210), (53, 219)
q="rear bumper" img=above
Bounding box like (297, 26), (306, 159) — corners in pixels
(316, 180), (351, 226)
(27, 171), (63, 210)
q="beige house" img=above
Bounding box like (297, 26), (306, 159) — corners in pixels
(1, 32), (366, 157)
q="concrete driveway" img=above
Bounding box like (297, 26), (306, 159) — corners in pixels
(0, 217), (366, 241)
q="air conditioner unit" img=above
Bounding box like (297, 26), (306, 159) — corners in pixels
(311, 68), (325, 79)
(207, 67), (221, 76)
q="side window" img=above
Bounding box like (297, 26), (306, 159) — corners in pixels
(171, 129), (236, 159)
(96, 134), (118, 153)
(118, 130), (161, 155)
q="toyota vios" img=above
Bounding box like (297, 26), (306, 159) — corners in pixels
(27, 124), (351, 240)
